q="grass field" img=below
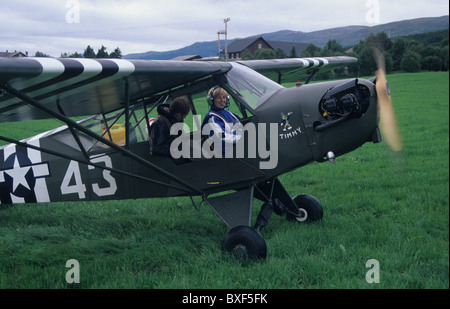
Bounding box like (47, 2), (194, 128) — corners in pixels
(0, 71), (448, 290)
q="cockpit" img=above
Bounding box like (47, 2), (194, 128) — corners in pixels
(41, 62), (284, 160)
(226, 63), (284, 110)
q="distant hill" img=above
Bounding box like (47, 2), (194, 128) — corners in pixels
(125, 41), (227, 60)
(124, 15), (449, 60)
(254, 16), (449, 47)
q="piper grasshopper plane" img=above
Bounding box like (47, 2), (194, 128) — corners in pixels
(0, 53), (400, 259)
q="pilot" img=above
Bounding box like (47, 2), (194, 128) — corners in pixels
(149, 96), (191, 157)
(202, 86), (243, 154)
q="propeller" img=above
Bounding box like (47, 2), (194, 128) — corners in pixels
(374, 49), (403, 152)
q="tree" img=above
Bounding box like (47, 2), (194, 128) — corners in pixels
(274, 48), (286, 59)
(241, 49), (254, 60)
(69, 52), (83, 58)
(83, 45), (96, 58)
(301, 44), (321, 57)
(366, 32), (393, 53)
(356, 46), (378, 76)
(442, 45), (449, 70)
(391, 37), (407, 71)
(406, 40), (424, 55)
(96, 45), (109, 58)
(35, 51), (50, 57)
(421, 56), (443, 71)
(401, 50), (421, 72)
(384, 52), (394, 73)
(321, 39), (344, 56)
(254, 48), (276, 59)
(421, 46), (439, 58)
(109, 47), (122, 59)
(352, 29), (448, 73)
(289, 46), (297, 58)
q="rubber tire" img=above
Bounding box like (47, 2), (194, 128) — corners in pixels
(222, 226), (267, 260)
(287, 194), (323, 223)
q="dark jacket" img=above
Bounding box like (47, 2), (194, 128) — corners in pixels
(149, 104), (180, 156)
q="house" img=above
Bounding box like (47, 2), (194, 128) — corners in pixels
(0, 50), (28, 57)
(226, 37), (309, 60)
(227, 37), (272, 60)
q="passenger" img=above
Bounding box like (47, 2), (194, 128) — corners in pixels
(202, 86), (243, 154)
(149, 97), (191, 157)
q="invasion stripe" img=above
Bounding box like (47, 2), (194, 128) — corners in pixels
(0, 59), (135, 117)
(296, 58), (310, 67)
(20, 58), (85, 93)
(10, 58), (65, 89)
(34, 59), (135, 104)
(0, 58), (64, 105)
(0, 59), (87, 108)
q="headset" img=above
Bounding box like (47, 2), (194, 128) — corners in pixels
(207, 85), (230, 108)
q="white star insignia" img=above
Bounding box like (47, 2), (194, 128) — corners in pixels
(5, 155), (31, 192)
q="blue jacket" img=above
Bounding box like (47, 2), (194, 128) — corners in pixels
(202, 106), (242, 152)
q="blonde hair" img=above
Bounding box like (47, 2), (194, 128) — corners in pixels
(209, 87), (227, 99)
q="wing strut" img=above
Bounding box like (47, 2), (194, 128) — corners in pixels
(305, 68), (320, 84)
(0, 83), (204, 196)
(124, 81), (130, 149)
(56, 100), (90, 161)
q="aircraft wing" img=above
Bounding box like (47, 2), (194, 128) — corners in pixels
(237, 56), (358, 84)
(0, 57), (231, 123)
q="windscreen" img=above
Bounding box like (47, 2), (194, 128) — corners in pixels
(226, 63), (283, 110)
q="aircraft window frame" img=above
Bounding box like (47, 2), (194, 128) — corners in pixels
(148, 76), (253, 133)
(226, 63), (284, 111)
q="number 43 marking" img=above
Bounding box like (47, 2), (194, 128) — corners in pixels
(60, 155), (117, 199)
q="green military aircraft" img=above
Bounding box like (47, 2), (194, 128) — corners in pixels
(0, 53), (400, 259)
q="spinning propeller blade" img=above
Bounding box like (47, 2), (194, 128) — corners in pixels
(374, 49), (403, 152)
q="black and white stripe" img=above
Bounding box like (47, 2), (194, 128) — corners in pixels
(0, 58), (135, 121)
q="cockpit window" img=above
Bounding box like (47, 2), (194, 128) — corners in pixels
(226, 63), (283, 110)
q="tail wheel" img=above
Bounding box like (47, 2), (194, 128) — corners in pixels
(287, 194), (323, 223)
(222, 226), (267, 260)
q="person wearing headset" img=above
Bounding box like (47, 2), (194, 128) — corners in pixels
(202, 86), (243, 154)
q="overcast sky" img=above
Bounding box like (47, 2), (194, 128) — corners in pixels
(1, 0), (448, 57)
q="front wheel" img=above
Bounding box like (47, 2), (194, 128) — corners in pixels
(287, 194), (323, 223)
(222, 226), (267, 260)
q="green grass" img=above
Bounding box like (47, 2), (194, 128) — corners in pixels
(0, 72), (448, 289)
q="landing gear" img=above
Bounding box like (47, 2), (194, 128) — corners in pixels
(204, 178), (324, 260)
(204, 188), (267, 260)
(287, 194), (323, 223)
(254, 179), (323, 224)
(222, 226), (267, 260)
